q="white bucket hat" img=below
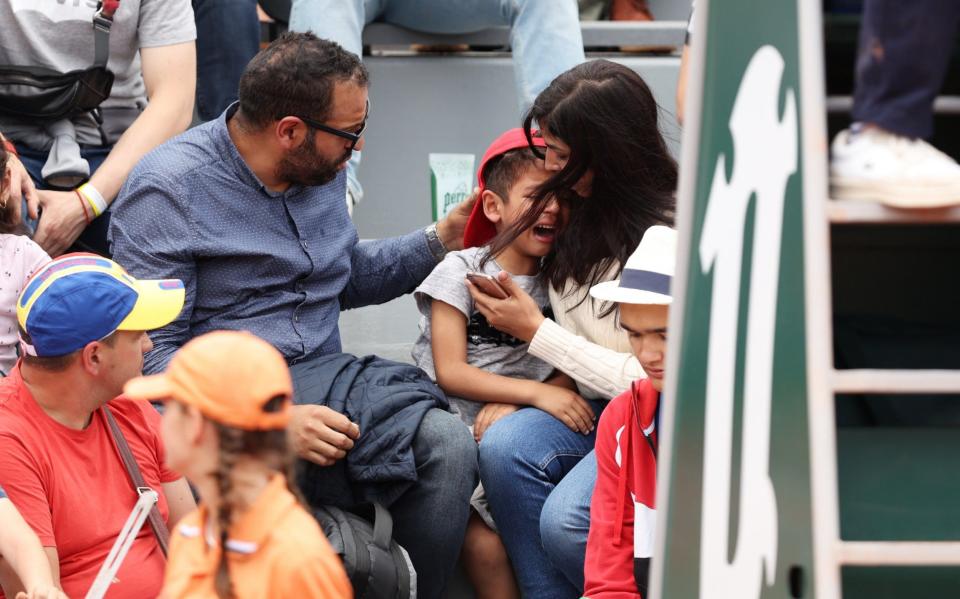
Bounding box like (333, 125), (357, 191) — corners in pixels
(589, 225), (677, 305)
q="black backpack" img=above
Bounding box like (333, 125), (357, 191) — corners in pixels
(314, 503), (416, 599)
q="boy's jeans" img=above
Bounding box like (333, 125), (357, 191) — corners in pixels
(479, 401), (604, 599)
(289, 0), (585, 203)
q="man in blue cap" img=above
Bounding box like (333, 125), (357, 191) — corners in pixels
(0, 254), (195, 599)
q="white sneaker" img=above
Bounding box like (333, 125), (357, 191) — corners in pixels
(830, 127), (960, 208)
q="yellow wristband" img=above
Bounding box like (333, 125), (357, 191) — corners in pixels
(77, 183), (108, 217)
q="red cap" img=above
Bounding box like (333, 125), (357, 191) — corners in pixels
(462, 128), (547, 248)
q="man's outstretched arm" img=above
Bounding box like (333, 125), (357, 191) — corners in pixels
(339, 195), (475, 309)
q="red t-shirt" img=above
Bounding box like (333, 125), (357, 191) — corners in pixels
(0, 365), (180, 599)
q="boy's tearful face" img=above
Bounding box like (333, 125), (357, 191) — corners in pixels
(500, 166), (563, 259)
(620, 303), (669, 391)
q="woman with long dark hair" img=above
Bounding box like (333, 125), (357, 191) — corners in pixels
(466, 59), (677, 598)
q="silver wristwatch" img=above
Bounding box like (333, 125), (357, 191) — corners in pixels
(424, 223), (449, 262)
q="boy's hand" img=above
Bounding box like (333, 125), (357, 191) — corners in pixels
(289, 405), (361, 466)
(533, 387), (595, 435)
(473, 403), (519, 442)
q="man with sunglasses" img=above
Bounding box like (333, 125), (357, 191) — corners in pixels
(108, 32), (478, 599)
(290, 0), (585, 214)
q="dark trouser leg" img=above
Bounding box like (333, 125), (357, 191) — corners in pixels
(387, 408), (478, 599)
(852, 0), (960, 139)
(192, 0), (261, 121)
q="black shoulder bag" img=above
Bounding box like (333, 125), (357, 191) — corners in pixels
(0, 0), (119, 121)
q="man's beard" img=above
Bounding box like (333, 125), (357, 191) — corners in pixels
(276, 131), (352, 187)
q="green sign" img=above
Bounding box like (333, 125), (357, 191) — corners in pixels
(654, 0), (815, 597)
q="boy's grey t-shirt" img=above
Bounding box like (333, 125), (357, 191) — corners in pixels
(0, 0), (196, 146)
(412, 246), (555, 426)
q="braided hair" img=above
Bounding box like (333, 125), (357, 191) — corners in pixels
(209, 396), (299, 599)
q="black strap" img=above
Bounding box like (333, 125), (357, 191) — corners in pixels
(102, 404), (170, 557)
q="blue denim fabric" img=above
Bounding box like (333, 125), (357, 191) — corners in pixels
(851, 0), (960, 139)
(479, 401), (604, 599)
(540, 449), (596, 592)
(109, 104), (438, 374)
(16, 145), (112, 256)
(289, 0), (585, 202)
(192, 0), (260, 122)
(390, 408), (478, 599)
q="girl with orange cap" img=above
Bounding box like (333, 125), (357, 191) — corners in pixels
(124, 330), (352, 599)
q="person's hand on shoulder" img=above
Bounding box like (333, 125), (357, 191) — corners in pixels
(289, 405), (361, 466)
(435, 187), (479, 252)
(32, 190), (89, 257)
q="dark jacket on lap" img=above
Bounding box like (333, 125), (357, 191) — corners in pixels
(291, 353), (450, 508)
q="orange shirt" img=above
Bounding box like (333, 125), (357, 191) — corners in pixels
(162, 474), (352, 599)
(0, 365), (178, 599)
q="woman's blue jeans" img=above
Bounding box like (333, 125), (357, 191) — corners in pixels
(479, 402), (603, 599)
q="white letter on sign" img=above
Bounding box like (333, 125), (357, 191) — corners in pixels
(697, 45), (798, 597)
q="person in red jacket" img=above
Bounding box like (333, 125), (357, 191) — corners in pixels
(582, 225), (676, 599)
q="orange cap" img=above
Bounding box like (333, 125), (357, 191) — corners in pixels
(124, 331), (292, 430)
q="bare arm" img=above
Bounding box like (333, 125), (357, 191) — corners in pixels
(431, 300), (540, 406)
(91, 42), (196, 202)
(0, 499), (62, 598)
(431, 300), (594, 434)
(468, 273), (644, 399)
(161, 478), (197, 528)
(545, 371), (579, 391)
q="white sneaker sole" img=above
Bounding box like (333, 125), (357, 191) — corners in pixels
(831, 176), (960, 209)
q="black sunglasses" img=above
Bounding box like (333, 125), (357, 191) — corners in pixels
(290, 99), (370, 151)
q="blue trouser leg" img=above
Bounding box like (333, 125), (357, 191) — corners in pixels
(16, 145), (112, 256)
(192, 0), (261, 121)
(540, 449), (596, 592)
(381, 408), (478, 599)
(479, 402), (603, 599)
(852, 0), (960, 139)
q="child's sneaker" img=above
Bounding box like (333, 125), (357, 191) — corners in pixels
(830, 126), (960, 208)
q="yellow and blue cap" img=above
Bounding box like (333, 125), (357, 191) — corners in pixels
(17, 253), (185, 358)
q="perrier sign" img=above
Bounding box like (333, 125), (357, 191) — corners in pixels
(653, 0), (815, 598)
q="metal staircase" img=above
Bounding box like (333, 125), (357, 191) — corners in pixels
(805, 4), (960, 594)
